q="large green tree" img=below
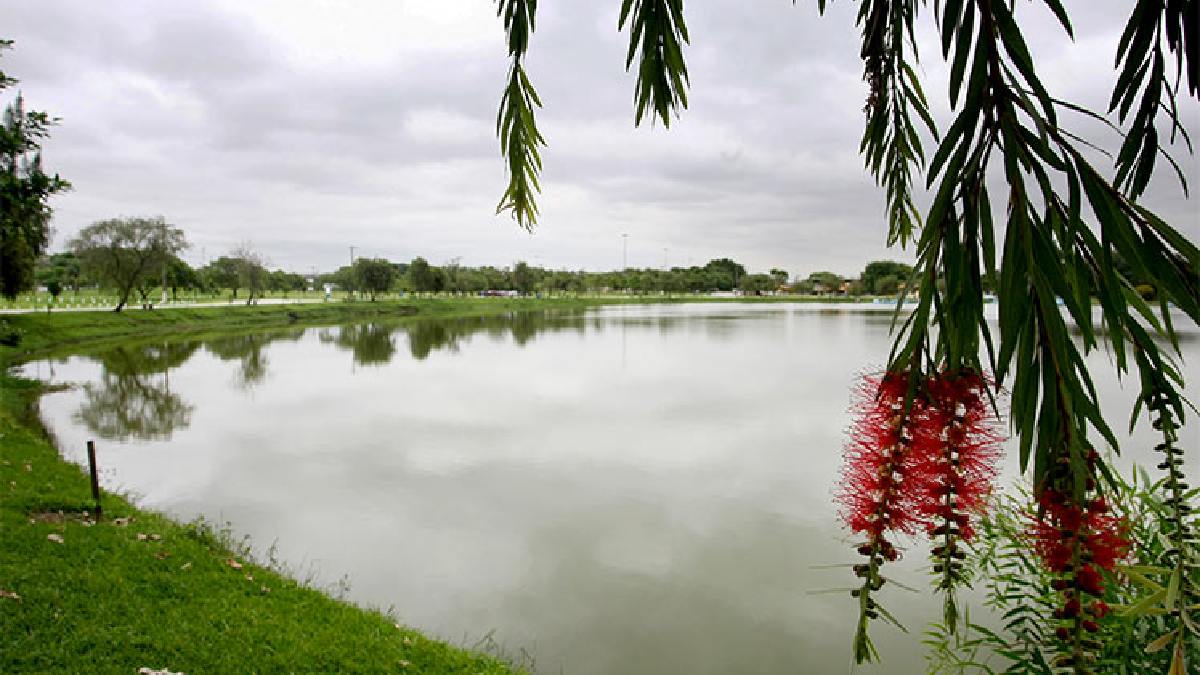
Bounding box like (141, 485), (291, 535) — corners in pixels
(70, 217), (187, 312)
(488, 1), (1199, 670)
(353, 257), (396, 301)
(0, 40), (69, 299)
(407, 256), (439, 293)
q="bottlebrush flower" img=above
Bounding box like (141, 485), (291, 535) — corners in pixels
(836, 372), (929, 542)
(913, 370), (1002, 542)
(1029, 489), (1131, 580)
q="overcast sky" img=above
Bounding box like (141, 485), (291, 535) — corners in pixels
(5, 1), (1197, 276)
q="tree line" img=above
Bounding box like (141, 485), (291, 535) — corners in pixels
(34, 216), (923, 310)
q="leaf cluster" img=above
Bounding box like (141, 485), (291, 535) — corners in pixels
(494, 0), (544, 230)
(619, 0), (690, 127)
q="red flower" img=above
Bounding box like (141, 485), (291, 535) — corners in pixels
(836, 372), (930, 543)
(837, 369), (1003, 544)
(1029, 488), (1131, 595)
(912, 370), (1002, 541)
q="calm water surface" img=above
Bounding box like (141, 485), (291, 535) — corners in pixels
(26, 303), (1198, 674)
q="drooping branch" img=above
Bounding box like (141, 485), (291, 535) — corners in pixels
(494, 0), (545, 230)
(619, 0), (691, 127)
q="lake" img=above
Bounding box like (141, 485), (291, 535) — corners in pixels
(25, 303), (1198, 674)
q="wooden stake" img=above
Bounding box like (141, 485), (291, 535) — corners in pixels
(86, 440), (102, 521)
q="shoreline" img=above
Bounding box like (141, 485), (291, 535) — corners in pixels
(0, 295), (894, 672)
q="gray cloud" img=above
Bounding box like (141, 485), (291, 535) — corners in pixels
(3, 0), (1196, 277)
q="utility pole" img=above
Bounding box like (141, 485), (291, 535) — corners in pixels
(349, 246), (356, 267)
(622, 233), (629, 270)
(160, 220), (168, 305)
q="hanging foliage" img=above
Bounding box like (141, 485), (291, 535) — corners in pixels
(490, 0), (1199, 670)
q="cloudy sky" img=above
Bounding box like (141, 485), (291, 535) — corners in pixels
(5, 1), (1197, 276)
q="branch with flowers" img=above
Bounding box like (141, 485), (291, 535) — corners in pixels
(490, 0), (1199, 670)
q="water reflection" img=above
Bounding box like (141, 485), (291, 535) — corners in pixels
(206, 329), (305, 388)
(33, 303), (1194, 675)
(74, 342), (198, 441)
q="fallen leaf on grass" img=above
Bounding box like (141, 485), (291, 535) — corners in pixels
(46, 533), (63, 544)
(111, 517), (132, 527)
(0, 589), (20, 601)
(226, 559), (243, 570)
(137, 668), (184, 675)
(136, 533), (148, 541)
(245, 573), (254, 582)
(155, 551), (171, 560)
(22, 462), (31, 472)
(148, 533), (162, 542)
(260, 586), (270, 594)
(402, 637), (414, 647)
(399, 660), (411, 668)
(179, 562), (192, 571)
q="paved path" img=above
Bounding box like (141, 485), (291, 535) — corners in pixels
(0, 297), (327, 315)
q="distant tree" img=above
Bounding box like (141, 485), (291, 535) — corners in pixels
(806, 271), (844, 295)
(354, 257), (396, 301)
(267, 269), (306, 298)
(36, 251), (82, 293)
(198, 257), (239, 297)
(478, 265), (508, 291)
(407, 256), (437, 293)
(0, 40), (70, 300)
(230, 244), (266, 305)
(792, 279), (815, 295)
(70, 217), (187, 311)
(164, 256), (198, 299)
(703, 258), (746, 291)
(873, 274), (901, 296)
(739, 273), (776, 295)
(858, 260), (914, 295)
(512, 261), (536, 295)
(769, 268), (790, 287)
(456, 267), (488, 293)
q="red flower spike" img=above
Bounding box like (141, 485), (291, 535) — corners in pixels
(911, 371), (1002, 542)
(1029, 490), (1131, 584)
(836, 372), (930, 542)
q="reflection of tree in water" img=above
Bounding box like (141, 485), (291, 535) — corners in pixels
(74, 342), (200, 441)
(405, 320), (460, 360)
(335, 324), (397, 366)
(321, 310), (791, 365)
(404, 311), (587, 360)
(205, 329), (305, 388)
